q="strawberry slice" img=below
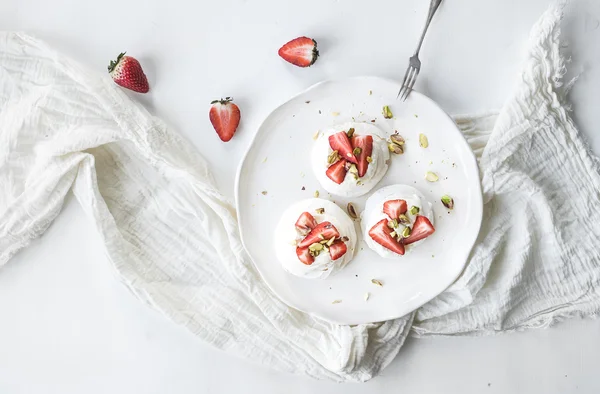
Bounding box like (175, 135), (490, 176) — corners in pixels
(298, 221), (340, 248)
(383, 199), (408, 220)
(278, 37), (319, 68)
(209, 97), (241, 142)
(329, 132), (358, 164)
(326, 158), (348, 185)
(329, 240), (347, 260)
(350, 135), (373, 177)
(403, 215), (435, 245)
(368, 219), (405, 255)
(296, 247), (314, 265)
(295, 212), (317, 234)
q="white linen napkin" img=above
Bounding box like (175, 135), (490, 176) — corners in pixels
(1, 2), (598, 383)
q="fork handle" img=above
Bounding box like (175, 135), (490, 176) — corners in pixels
(413, 0), (443, 55)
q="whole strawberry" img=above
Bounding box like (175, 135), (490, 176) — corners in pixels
(108, 52), (149, 93)
(209, 97), (241, 142)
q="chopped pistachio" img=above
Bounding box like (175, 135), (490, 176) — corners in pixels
(327, 150), (340, 164)
(382, 105), (393, 119)
(390, 134), (405, 146)
(346, 128), (356, 138)
(261, 191), (268, 195)
(387, 219), (398, 229)
(371, 279), (383, 287)
(348, 164), (358, 174)
(331, 111), (340, 116)
(368, 90), (372, 95)
(401, 227), (412, 238)
(312, 130), (321, 140)
(389, 231), (397, 238)
(419, 133), (429, 148)
(353, 147), (362, 156)
(309, 243), (324, 252)
(364, 292), (370, 301)
(425, 171), (439, 182)
(332, 299), (342, 304)
(318, 233), (325, 240)
(366, 156), (373, 163)
(290, 240), (298, 246)
(347, 203), (358, 219)
(398, 214), (411, 225)
(262, 157), (268, 163)
(388, 143), (404, 155)
(441, 195), (455, 210)
(315, 208), (325, 214)
(319, 239), (329, 245)
(409, 206), (420, 215)
(314, 190), (320, 198)
(326, 236), (336, 247)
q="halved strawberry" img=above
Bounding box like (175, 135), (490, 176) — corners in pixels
(326, 158), (348, 185)
(209, 97), (241, 142)
(329, 132), (358, 164)
(296, 247), (314, 265)
(278, 37), (319, 68)
(368, 219), (405, 255)
(329, 240), (347, 260)
(350, 135), (373, 177)
(383, 199), (408, 220)
(298, 222), (340, 248)
(295, 212), (317, 234)
(403, 215), (435, 245)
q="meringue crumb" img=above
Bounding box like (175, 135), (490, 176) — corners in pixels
(364, 292), (370, 301)
(331, 112), (340, 116)
(332, 300), (342, 304)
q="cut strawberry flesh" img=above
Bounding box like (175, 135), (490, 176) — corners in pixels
(295, 212), (317, 234)
(298, 221), (340, 248)
(329, 240), (347, 260)
(383, 199), (408, 220)
(278, 37), (319, 68)
(350, 135), (373, 177)
(368, 219), (405, 255)
(329, 132), (357, 164)
(403, 215), (435, 245)
(326, 158), (348, 185)
(296, 247), (314, 265)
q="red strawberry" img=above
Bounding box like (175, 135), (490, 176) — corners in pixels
(296, 247), (314, 265)
(108, 52), (149, 93)
(368, 219), (405, 255)
(209, 97), (241, 142)
(351, 135), (373, 177)
(326, 158), (348, 184)
(278, 37), (319, 67)
(403, 215), (435, 245)
(298, 222), (340, 248)
(295, 212), (317, 234)
(383, 199), (408, 220)
(329, 132), (358, 164)
(329, 240), (347, 260)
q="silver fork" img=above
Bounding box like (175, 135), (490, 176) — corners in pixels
(397, 0), (443, 101)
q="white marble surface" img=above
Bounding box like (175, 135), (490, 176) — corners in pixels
(1, 0), (600, 392)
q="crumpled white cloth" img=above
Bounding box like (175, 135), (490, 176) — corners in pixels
(1, 2), (599, 383)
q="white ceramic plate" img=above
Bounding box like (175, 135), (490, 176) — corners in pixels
(235, 76), (482, 325)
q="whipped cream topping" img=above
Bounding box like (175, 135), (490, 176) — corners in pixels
(312, 122), (390, 198)
(274, 198), (357, 279)
(361, 184), (435, 259)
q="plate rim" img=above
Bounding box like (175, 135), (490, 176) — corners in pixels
(234, 75), (483, 325)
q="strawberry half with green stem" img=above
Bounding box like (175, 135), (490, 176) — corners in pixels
(329, 240), (347, 260)
(298, 221), (340, 248)
(278, 36), (319, 67)
(108, 52), (149, 93)
(403, 215), (435, 245)
(329, 132), (357, 164)
(368, 219), (405, 255)
(295, 212), (317, 234)
(296, 247), (314, 265)
(351, 135), (373, 177)
(383, 199), (408, 220)
(326, 158), (348, 185)
(209, 97), (241, 142)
